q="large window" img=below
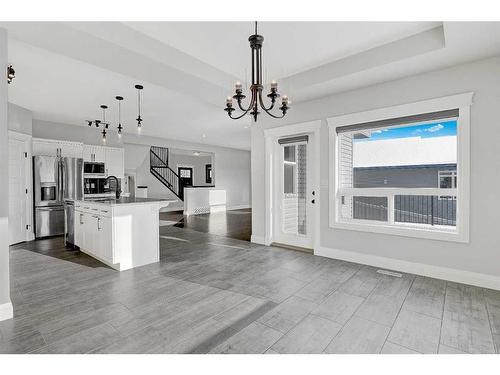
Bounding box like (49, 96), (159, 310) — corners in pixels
(328, 94), (472, 242)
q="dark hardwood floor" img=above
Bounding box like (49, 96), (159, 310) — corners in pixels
(160, 208), (252, 241)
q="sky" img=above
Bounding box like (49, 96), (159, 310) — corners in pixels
(354, 120), (457, 142)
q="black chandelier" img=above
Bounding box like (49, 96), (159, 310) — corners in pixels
(224, 22), (290, 122)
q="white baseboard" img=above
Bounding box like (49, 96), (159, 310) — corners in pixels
(0, 301), (13, 321)
(316, 246), (500, 291)
(227, 205), (251, 211)
(251, 235), (266, 245)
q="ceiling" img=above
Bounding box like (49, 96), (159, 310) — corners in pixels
(3, 21), (500, 150)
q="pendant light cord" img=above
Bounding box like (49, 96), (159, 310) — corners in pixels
(138, 89), (141, 117)
(255, 21), (257, 35)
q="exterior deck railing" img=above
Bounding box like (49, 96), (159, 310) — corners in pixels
(339, 188), (457, 228)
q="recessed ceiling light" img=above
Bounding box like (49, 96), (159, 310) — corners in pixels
(193, 152), (200, 156)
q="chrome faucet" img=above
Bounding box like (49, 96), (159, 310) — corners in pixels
(106, 175), (121, 199)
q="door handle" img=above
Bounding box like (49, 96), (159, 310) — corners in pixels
(97, 217), (102, 231)
(80, 213), (84, 224)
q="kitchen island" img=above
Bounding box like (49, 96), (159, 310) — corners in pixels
(74, 198), (176, 271)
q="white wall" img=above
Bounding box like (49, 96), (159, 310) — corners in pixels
(169, 153), (213, 186)
(33, 120), (251, 209)
(252, 55), (500, 285)
(0, 28), (12, 321)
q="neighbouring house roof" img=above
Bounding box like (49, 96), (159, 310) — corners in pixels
(353, 136), (457, 168)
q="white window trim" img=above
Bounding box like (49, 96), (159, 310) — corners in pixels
(328, 92), (473, 243)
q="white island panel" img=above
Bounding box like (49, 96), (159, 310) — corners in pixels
(112, 203), (160, 271)
(183, 188), (226, 216)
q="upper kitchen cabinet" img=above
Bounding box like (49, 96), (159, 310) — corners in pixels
(59, 141), (83, 158)
(105, 147), (124, 178)
(33, 138), (82, 157)
(83, 145), (106, 163)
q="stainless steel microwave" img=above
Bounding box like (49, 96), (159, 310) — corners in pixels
(83, 162), (105, 175)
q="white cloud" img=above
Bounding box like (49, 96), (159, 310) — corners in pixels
(425, 123), (444, 133)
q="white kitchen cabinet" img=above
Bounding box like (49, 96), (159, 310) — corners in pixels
(32, 139), (60, 156)
(75, 205), (113, 264)
(97, 216), (113, 263)
(74, 210), (85, 247)
(83, 145), (106, 163)
(33, 138), (83, 157)
(59, 141), (83, 158)
(93, 146), (106, 163)
(105, 147), (124, 178)
(82, 145), (93, 162)
(74, 199), (174, 271)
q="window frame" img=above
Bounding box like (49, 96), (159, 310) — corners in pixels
(328, 93), (472, 243)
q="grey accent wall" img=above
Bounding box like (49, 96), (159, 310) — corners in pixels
(0, 28), (11, 312)
(8, 103), (32, 135)
(252, 55), (500, 279)
(33, 120), (251, 209)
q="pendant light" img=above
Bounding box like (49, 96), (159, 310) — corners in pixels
(116, 96), (124, 139)
(100, 104), (109, 143)
(135, 84), (143, 132)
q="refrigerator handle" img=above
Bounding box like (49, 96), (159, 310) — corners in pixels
(55, 158), (61, 202)
(61, 159), (66, 200)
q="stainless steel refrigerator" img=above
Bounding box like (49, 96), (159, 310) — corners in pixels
(33, 156), (83, 241)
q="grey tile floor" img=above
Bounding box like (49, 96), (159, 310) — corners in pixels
(1, 225), (499, 354)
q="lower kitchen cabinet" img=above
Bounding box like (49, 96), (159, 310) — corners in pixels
(75, 205), (115, 266)
(74, 199), (166, 271)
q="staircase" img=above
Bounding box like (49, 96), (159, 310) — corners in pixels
(150, 146), (183, 200)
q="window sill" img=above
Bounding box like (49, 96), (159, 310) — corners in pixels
(330, 219), (468, 243)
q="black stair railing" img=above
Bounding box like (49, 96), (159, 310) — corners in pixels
(150, 146), (182, 200)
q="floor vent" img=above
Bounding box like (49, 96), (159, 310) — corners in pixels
(377, 269), (402, 278)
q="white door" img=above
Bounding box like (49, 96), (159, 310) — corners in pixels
(8, 138), (27, 244)
(273, 135), (315, 249)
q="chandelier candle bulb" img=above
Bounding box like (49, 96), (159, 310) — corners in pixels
(271, 80), (278, 90)
(235, 82), (243, 90)
(226, 96), (233, 106)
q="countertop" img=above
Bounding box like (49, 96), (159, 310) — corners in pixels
(78, 197), (177, 206)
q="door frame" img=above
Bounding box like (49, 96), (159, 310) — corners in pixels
(8, 131), (34, 243)
(177, 165), (194, 185)
(263, 120), (321, 253)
